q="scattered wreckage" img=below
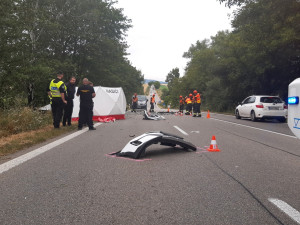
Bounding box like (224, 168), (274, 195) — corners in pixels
(111, 131), (197, 159)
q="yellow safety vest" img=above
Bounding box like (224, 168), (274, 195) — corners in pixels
(49, 79), (65, 97)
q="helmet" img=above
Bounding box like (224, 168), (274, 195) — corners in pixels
(153, 94), (155, 96)
(189, 93), (193, 97)
(179, 95), (182, 98)
(193, 90), (197, 94)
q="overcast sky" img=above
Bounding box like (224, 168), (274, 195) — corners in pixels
(115, 0), (235, 82)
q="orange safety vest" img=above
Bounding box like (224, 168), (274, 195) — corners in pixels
(179, 99), (184, 105)
(195, 93), (201, 103)
(151, 96), (155, 103)
(133, 96), (138, 103)
(186, 98), (192, 104)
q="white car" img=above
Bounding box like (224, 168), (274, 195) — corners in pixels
(235, 95), (288, 122)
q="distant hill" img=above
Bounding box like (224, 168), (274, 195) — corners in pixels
(144, 79), (168, 84)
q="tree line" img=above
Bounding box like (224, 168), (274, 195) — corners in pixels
(0, 0), (143, 109)
(163, 0), (299, 112)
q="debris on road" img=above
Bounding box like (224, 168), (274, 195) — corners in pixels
(143, 110), (165, 120)
(111, 131), (197, 159)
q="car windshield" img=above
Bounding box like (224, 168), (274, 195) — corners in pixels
(260, 97), (283, 103)
(138, 95), (147, 101)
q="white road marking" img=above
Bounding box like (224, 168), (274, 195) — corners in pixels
(0, 123), (102, 175)
(269, 198), (300, 224)
(174, 126), (188, 136)
(211, 118), (297, 139)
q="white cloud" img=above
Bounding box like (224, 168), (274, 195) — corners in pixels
(116, 0), (235, 81)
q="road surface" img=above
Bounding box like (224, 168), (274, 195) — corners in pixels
(0, 111), (299, 225)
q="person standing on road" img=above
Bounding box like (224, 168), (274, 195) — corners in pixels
(132, 93), (138, 112)
(179, 96), (184, 113)
(76, 78), (96, 130)
(47, 72), (67, 128)
(193, 90), (201, 117)
(63, 76), (76, 126)
(185, 94), (193, 115)
(150, 94), (156, 112)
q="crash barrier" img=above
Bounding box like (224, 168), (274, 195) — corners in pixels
(207, 135), (220, 152)
(110, 131), (197, 159)
(143, 110), (166, 120)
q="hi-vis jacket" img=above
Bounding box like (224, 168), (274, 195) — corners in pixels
(194, 93), (201, 104)
(132, 96), (138, 103)
(49, 79), (66, 98)
(185, 98), (192, 104)
(151, 96), (155, 103)
(179, 98), (184, 105)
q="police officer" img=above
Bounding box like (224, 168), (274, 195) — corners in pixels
(76, 78), (96, 130)
(47, 72), (67, 128)
(63, 76), (76, 126)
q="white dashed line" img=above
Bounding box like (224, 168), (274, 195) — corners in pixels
(210, 118), (297, 139)
(174, 126), (188, 136)
(269, 198), (300, 224)
(0, 123), (102, 175)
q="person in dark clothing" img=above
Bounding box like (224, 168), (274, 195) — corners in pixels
(47, 72), (67, 128)
(76, 78), (96, 130)
(63, 76), (76, 126)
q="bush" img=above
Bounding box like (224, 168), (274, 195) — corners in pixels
(0, 107), (52, 137)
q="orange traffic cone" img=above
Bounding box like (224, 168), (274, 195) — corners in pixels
(207, 135), (220, 152)
(207, 110), (210, 119)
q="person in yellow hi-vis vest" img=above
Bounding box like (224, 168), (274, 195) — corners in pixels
(47, 72), (67, 128)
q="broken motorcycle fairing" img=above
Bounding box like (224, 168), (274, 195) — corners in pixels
(143, 110), (165, 120)
(114, 131), (197, 159)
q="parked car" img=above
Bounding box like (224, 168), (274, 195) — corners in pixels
(235, 95), (287, 122)
(136, 95), (148, 110)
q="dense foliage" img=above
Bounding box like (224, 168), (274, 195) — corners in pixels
(163, 0), (299, 112)
(0, 0), (143, 108)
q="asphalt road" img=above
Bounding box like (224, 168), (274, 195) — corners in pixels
(0, 110), (299, 225)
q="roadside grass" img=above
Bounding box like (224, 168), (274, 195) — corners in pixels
(0, 107), (76, 158)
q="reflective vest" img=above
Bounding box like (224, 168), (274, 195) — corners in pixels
(186, 98), (192, 104)
(151, 96), (155, 103)
(179, 99), (184, 105)
(49, 79), (65, 97)
(133, 96), (138, 103)
(195, 93), (201, 103)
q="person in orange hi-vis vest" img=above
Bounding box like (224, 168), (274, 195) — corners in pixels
(185, 94), (193, 115)
(193, 90), (201, 117)
(150, 94), (156, 112)
(132, 93), (138, 112)
(179, 96), (184, 113)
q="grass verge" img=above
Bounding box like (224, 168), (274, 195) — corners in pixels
(0, 107), (77, 158)
(0, 125), (77, 158)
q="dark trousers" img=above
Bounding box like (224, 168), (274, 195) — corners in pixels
(51, 98), (64, 128)
(78, 104), (93, 129)
(150, 103), (154, 112)
(63, 99), (74, 126)
(132, 102), (137, 112)
(194, 103), (201, 114)
(179, 105), (184, 112)
(186, 104), (192, 112)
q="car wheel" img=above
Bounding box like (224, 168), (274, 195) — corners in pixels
(250, 111), (256, 122)
(235, 110), (241, 119)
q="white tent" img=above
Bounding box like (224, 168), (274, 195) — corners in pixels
(72, 86), (126, 121)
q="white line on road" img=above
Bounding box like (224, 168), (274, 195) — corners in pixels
(211, 118), (297, 139)
(269, 198), (300, 224)
(0, 123), (102, 175)
(174, 126), (188, 136)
